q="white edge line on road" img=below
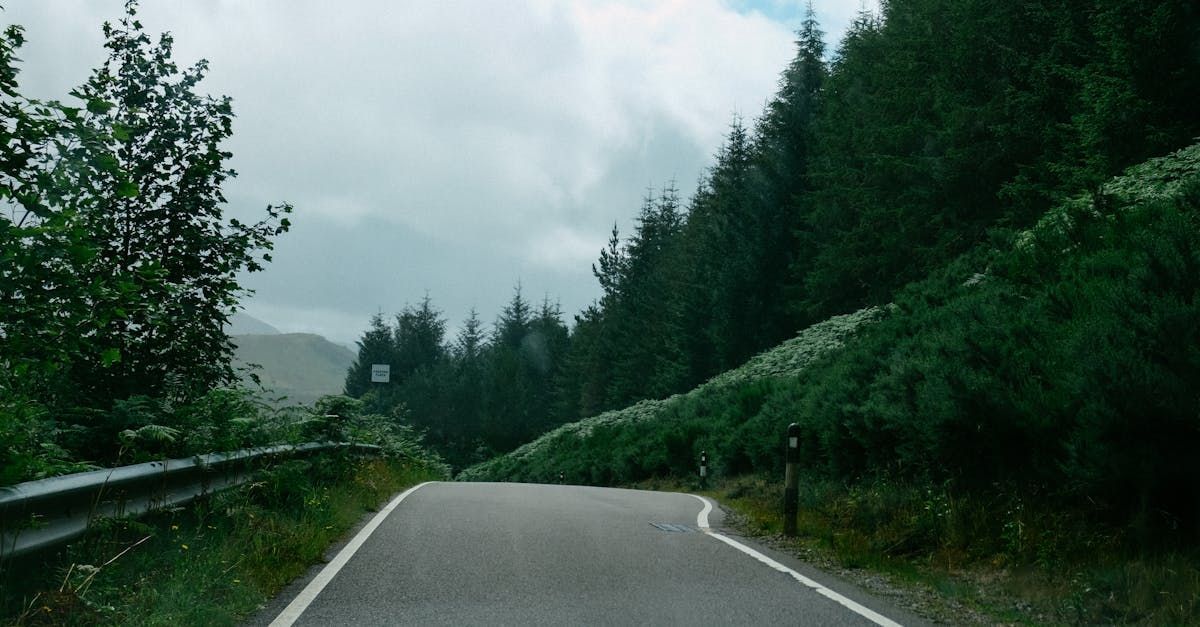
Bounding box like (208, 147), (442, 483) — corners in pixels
(269, 481), (435, 627)
(689, 494), (903, 627)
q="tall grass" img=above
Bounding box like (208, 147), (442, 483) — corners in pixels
(691, 474), (1200, 625)
(2, 454), (445, 626)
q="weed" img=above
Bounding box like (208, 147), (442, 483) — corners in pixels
(1, 456), (445, 625)
(675, 473), (1200, 625)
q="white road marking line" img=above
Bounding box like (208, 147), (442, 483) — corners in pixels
(688, 494), (903, 627)
(693, 493), (714, 529)
(269, 481), (435, 627)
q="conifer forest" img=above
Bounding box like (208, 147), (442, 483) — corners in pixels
(4, 1), (1200, 622)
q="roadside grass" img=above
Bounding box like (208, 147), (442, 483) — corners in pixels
(638, 474), (1200, 625)
(2, 455), (444, 626)
(457, 307), (883, 486)
(456, 147), (1200, 624)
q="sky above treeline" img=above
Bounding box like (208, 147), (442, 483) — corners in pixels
(6, 1), (871, 346)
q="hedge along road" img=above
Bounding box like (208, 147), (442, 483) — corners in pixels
(259, 482), (927, 626)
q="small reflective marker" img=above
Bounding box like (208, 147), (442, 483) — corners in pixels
(784, 423), (800, 536)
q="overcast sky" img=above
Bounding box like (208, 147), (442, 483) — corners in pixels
(5, 1), (869, 346)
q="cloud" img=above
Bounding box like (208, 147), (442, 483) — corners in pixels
(522, 225), (609, 269)
(110, 0), (794, 238)
(3, 1), (859, 341)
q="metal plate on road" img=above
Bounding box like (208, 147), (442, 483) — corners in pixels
(649, 522), (695, 533)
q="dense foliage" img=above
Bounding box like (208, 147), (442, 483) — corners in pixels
(795, 145), (1200, 528)
(353, 1), (1200, 487)
(344, 292), (570, 468)
(553, 0), (1200, 417)
(466, 144), (1200, 541)
(458, 307), (881, 483)
(0, 4), (292, 481)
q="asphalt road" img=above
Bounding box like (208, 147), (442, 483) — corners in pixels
(260, 482), (926, 626)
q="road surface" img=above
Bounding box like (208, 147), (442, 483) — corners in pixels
(258, 482), (926, 626)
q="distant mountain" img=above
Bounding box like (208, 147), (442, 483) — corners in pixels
(231, 333), (354, 407)
(227, 311), (281, 336)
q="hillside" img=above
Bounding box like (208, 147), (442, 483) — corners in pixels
(232, 333), (355, 406)
(463, 141), (1200, 512)
(461, 142), (1200, 623)
(458, 306), (882, 482)
(226, 311), (282, 336)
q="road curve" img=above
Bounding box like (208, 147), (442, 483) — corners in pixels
(261, 482), (925, 626)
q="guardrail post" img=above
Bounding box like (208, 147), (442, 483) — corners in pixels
(784, 423), (800, 537)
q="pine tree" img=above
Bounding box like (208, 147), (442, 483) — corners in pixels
(494, 284), (532, 349)
(481, 285), (534, 450)
(1065, 0), (1200, 194)
(344, 312), (395, 397)
(555, 304), (609, 421)
(762, 3), (827, 341)
(678, 118), (758, 374)
(454, 308), (486, 364)
(445, 308), (487, 459)
(760, 2), (825, 175)
(609, 185), (687, 402)
(526, 297), (570, 433)
(394, 295), (447, 379)
(388, 295), (450, 440)
(593, 223), (627, 305)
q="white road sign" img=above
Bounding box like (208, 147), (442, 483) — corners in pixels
(370, 364), (391, 383)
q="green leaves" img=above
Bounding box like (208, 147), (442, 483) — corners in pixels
(115, 180), (139, 197)
(0, 2), (294, 445)
(101, 348), (122, 367)
(86, 98), (114, 115)
(111, 122), (132, 142)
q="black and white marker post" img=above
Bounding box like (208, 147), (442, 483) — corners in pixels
(699, 450), (708, 488)
(784, 423), (800, 537)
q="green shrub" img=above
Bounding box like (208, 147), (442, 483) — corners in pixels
(464, 143), (1200, 540)
(0, 397), (93, 484)
(458, 307), (882, 484)
(2, 455), (445, 625)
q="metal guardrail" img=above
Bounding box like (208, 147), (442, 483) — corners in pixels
(0, 442), (381, 560)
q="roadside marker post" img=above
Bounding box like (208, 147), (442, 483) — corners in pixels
(699, 450), (708, 488)
(784, 423), (800, 537)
